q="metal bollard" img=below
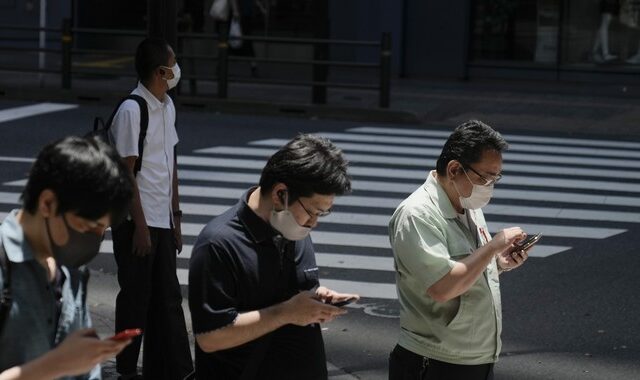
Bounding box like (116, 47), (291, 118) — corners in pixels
(379, 32), (391, 108)
(217, 24), (229, 99)
(61, 18), (72, 90)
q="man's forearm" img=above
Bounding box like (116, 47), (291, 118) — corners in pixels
(0, 352), (64, 380)
(427, 243), (497, 302)
(196, 303), (287, 353)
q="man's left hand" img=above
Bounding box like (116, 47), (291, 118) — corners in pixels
(315, 286), (360, 306)
(173, 219), (183, 254)
(497, 246), (529, 272)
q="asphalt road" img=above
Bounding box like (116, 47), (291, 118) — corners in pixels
(1, 100), (639, 379)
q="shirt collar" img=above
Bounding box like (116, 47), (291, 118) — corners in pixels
(0, 209), (37, 263)
(424, 170), (458, 220)
(237, 187), (279, 244)
(135, 82), (166, 111)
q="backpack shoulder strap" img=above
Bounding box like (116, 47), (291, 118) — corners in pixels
(126, 95), (149, 175)
(0, 241), (11, 337)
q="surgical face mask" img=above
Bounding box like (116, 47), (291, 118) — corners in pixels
(453, 169), (494, 210)
(45, 214), (104, 268)
(162, 63), (181, 90)
(269, 193), (311, 241)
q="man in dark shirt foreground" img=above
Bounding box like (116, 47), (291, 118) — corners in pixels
(189, 134), (359, 379)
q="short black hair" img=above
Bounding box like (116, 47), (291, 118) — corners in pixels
(21, 136), (134, 225)
(436, 120), (508, 176)
(135, 37), (172, 84)
(259, 134), (351, 201)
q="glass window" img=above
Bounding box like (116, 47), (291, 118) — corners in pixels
(563, 0), (640, 67)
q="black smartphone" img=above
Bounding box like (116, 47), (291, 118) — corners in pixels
(331, 297), (358, 308)
(515, 233), (542, 251)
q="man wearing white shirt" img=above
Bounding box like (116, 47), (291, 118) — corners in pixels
(110, 38), (193, 380)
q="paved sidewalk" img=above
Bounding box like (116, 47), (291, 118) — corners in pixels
(87, 269), (358, 380)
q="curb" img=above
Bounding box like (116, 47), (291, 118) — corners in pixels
(0, 85), (420, 125)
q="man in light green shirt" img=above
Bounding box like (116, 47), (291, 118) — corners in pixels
(388, 120), (533, 380)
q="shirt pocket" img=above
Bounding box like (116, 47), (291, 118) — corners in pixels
(297, 266), (319, 290)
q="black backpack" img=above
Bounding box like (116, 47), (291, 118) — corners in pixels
(87, 95), (149, 175)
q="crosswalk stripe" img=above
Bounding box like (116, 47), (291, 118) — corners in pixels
(177, 155), (640, 193)
(315, 132), (640, 160)
(0, 103), (78, 123)
(177, 185), (640, 223)
(252, 139), (640, 170)
(189, 148), (640, 180)
(181, 171), (640, 208)
(348, 126), (640, 150)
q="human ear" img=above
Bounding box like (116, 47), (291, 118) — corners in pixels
(38, 189), (57, 218)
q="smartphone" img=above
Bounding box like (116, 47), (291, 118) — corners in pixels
(515, 233), (542, 251)
(109, 328), (142, 341)
(331, 297), (358, 308)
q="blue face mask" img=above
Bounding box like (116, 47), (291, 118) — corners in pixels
(45, 214), (103, 268)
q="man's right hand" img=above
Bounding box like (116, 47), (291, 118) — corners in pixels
(281, 291), (347, 326)
(43, 329), (131, 378)
(490, 227), (525, 253)
(133, 223), (152, 256)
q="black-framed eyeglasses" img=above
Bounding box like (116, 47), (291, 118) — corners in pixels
(297, 199), (331, 218)
(462, 164), (502, 186)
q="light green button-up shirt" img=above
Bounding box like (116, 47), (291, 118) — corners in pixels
(389, 171), (502, 365)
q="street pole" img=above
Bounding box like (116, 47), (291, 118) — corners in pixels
(147, 0), (178, 54)
(148, 0), (178, 95)
(38, 0), (46, 87)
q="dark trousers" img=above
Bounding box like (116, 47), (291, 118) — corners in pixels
(114, 220), (193, 379)
(388, 345), (494, 380)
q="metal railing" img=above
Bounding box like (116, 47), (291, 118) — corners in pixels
(0, 19), (392, 108)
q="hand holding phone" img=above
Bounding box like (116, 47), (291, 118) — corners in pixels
(109, 328), (142, 341)
(515, 233), (542, 251)
(330, 297), (358, 308)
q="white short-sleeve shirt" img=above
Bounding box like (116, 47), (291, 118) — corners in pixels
(111, 82), (179, 228)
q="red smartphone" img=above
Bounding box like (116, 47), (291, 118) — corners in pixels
(109, 328), (142, 341)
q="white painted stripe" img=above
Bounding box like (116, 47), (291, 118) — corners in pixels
(315, 132), (640, 160)
(177, 186), (640, 223)
(178, 156), (264, 169)
(177, 170), (640, 207)
(180, 171), (258, 184)
(0, 156), (34, 163)
(319, 279), (398, 300)
(485, 204), (640, 223)
(189, 147), (640, 180)
(349, 126), (640, 150)
(3, 181), (640, 224)
(524, 245), (572, 258)
(486, 222), (625, 239)
(0, 192), (19, 204)
(0, 103), (78, 123)
(175, 156), (640, 193)
(251, 139), (640, 170)
(315, 253), (393, 272)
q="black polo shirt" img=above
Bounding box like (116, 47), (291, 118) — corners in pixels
(188, 188), (328, 380)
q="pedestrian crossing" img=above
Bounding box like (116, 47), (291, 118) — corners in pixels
(1, 125), (638, 302)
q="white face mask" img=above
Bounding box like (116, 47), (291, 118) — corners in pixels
(163, 63), (181, 90)
(454, 168), (494, 210)
(269, 192), (311, 241)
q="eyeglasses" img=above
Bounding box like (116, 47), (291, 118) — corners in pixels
(462, 164), (502, 186)
(297, 199), (331, 218)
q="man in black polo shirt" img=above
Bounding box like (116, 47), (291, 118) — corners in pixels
(188, 134), (359, 379)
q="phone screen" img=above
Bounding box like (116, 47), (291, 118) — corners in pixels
(516, 233), (542, 250)
(331, 298), (357, 308)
